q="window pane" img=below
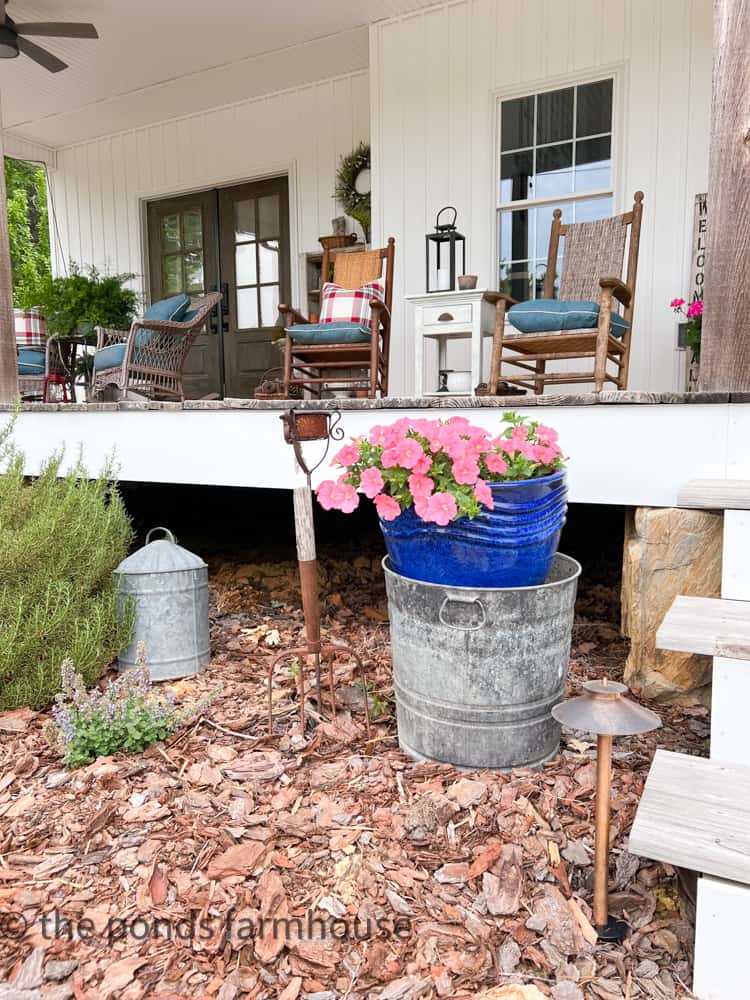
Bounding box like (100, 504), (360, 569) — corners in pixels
(259, 240), (279, 283)
(184, 252), (204, 294)
(535, 143), (573, 199)
(163, 254), (182, 294)
(501, 95), (534, 151)
(500, 150), (533, 202)
(160, 214), (180, 253)
(236, 243), (257, 286)
(537, 87), (573, 144)
(235, 199), (256, 241)
(576, 79), (613, 138)
(260, 285), (279, 327)
(574, 136), (611, 191)
(237, 288), (259, 328)
(182, 209), (202, 250)
(572, 195), (613, 224)
(498, 208), (531, 263)
(258, 195), (280, 240)
(499, 260), (531, 303)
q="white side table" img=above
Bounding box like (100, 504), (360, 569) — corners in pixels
(406, 289), (497, 397)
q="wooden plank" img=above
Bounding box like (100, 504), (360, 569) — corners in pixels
(699, 0), (750, 392)
(678, 479), (750, 509)
(656, 595), (750, 659)
(694, 876), (750, 1000)
(629, 749), (750, 885)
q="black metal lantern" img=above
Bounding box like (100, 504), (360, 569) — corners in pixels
(426, 206), (466, 293)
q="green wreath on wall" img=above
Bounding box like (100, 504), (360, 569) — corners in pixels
(335, 142), (371, 242)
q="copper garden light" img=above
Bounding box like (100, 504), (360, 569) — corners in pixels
(552, 678), (661, 941)
(267, 409), (371, 738)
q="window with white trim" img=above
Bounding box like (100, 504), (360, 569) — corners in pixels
(497, 78), (614, 302)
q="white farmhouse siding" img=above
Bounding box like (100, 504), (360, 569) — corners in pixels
(48, 70), (370, 305)
(370, 0), (712, 394)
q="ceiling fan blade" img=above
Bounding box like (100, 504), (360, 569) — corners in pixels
(16, 36), (68, 72)
(14, 22), (98, 39)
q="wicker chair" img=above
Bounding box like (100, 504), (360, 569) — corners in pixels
(18, 336), (79, 402)
(280, 238), (395, 398)
(91, 292), (222, 401)
(488, 191), (644, 393)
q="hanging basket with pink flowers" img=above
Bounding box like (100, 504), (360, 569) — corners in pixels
(316, 412), (567, 587)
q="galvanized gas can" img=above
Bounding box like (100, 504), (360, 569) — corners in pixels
(115, 527), (210, 680)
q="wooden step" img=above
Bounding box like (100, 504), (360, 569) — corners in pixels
(656, 595), (750, 660)
(629, 750), (750, 885)
(678, 479), (750, 509)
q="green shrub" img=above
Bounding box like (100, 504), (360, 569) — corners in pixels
(0, 418), (134, 710)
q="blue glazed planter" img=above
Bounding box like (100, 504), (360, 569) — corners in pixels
(379, 471), (567, 588)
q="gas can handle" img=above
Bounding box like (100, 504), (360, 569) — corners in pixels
(145, 526), (176, 544)
(438, 595), (486, 631)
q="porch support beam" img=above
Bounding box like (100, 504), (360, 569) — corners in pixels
(0, 105), (19, 405)
(699, 0), (750, 391)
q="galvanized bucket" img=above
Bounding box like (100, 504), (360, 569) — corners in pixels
(115, 527), (210, 680)
(383, 553), (581, 770)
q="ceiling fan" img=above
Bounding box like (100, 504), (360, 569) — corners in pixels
(0, 3), (98, 72)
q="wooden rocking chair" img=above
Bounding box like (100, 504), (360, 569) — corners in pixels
(280, 238), (395, 398)
(488, 191), (644, 394)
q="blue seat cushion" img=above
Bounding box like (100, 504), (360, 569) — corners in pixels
(508, 299), (629, 339)
(93, 343), (126, 371)
(17, 348), (46, 375)
(134, 293), (191, 347)
(288, 321), (372, 346)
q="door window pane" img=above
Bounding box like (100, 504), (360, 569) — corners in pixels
(259, 240), (279, 283)
(184, 251), (204, 294)
(161, 214), (180, 253)
(501, 95), (534, 151)
(182, 209), (203, 249)
(235, 199), (256, 241)
(537, 87), (574, 144)
(576, 79), (613, 138)
(258, 195), (280, 240)
(163, 254), (182, 294)
(237, 288), (258, 329)
(260, 285), (279, 327)
(535, 144), (573, 199)
(235, 243), (257, 286)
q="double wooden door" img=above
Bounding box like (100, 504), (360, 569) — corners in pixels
(147, 176), (291, 398)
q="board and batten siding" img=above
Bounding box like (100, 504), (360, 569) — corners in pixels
(48, 70), (370, 306)
(370, 0), (712, 394)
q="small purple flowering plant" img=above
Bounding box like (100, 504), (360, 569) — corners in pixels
(45, 643), (211, 769)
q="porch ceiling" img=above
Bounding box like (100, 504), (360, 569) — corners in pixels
(0, 0), (433, 149)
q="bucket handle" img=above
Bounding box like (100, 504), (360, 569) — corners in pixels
(438, 595), (486, 631)
(145, 526), (176, 544)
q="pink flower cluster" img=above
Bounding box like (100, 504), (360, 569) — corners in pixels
(315, 414), (564, 526)
(670, 296), (703, 318)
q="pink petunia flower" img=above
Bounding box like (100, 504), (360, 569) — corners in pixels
(535, 424), (559, 444)
(360, 466), (384, 499)
(408, 473), (435, 498)
(411, 451), (433, 475)
(424, 492), (458, 526)
(686, 300), (704, 318)
(374, 493), (401, 521)
(334, 442), (361, 467)
(392, 437), (428, 470)
(485, 452), (508, 474)
(452, 456), (481, 485)
(337, 484), (360, 513)
(315, 479), (337, 510)
(474, 480), (494, 509)
(670, 297), (686, 310)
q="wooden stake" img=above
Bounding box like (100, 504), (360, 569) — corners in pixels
(594, 732), (613, 928)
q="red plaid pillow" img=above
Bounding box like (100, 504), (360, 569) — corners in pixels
(319, 280), (385, 325)
(14, 308), (47, 347)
